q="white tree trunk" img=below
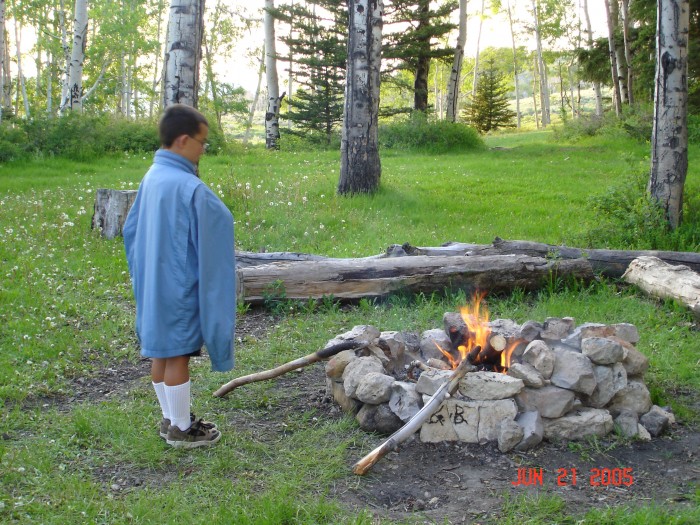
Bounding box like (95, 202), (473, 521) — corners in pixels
(0, 0), (4, 122)
(264, 0), (283, 149)
(338, 0), (383, 195)
(163, 0), (205, 108)
(621, 0), (634, 104)
(472, 0), (484, 99)
(506, 0), (520, 128)
(14, 18), (30, 118)
(531, 0), (549, 126)
(604, 0), (622, 116)
(1, 23), (9, 112)
(243, 44), (265, 146)
(66, 0), (88, 112)
(446, 0), (467, 122)
(149, 0), (165, 117)
(649, 0), (689, 230)
(582, 0), (603, 116)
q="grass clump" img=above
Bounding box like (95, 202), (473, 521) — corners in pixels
(575, 169), (700, 252)
(379, 112), (484, 153)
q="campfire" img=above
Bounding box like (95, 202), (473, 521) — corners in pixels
(214, 293), (675, 475)
(320, 293), (675, 472)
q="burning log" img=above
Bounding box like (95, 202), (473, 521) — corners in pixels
(213, 339), (369, 398)
(352, 354), (476, 476)
(622, 256), (700, 320)
(387, 238), (700, 278)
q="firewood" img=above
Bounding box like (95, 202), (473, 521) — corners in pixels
(622, 256), (700, 320)
(213, 339), (369, 398)
(489, 334), (507, 352)
(352, 354), (476, 476)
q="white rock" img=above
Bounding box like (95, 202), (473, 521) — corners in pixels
(543, 407), (614, 440)
(419, 328), (453, 362)
(550, 347), (597, 395)
(515, 410), (544, 451)
(354, 372), (395, 404)
(522, 340), (555, 379)
(516, 385), (576, 418)
(507, 362), (545, 388)
(458, 371), (524, 400)
(581, 337), (625, 365)
(342, 356), (385, 398)
(415, 368), (452, 396)
(606, 380), (652, 416)
(389, 381), (423, 422)
(498, 419), (524, 452)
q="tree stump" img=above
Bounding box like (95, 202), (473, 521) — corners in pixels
(92, 189), (137, 239)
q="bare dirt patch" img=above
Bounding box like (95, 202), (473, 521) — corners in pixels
(51, 310), (700, 523)
(268, 364), (700, 524)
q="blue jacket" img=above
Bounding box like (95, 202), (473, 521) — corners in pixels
(123, 149), (236, 372)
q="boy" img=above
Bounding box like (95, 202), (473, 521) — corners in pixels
(123, 104), (236, 448)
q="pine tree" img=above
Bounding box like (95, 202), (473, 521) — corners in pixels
(278, 0), (346, 144)
(383, 0), (457, 113)
(464, 59), (516, 134)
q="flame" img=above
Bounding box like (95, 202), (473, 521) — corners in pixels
(500, 340), (520, 370)
(458, 291), (492, 362)
(435, 342), (459, 369)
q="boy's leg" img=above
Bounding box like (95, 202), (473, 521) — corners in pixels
(163, 356), (191, 431)
(151, 358), (170, 420)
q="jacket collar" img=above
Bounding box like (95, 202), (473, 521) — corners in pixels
(153, 149), (198, 177)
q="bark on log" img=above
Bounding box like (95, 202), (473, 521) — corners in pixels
(91, 189), (137, 240)
(622, 256), (700, 319)
(237, 255), (594, 304)
(387, 238), (700, 278)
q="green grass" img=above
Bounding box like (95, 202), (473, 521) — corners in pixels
(0, 131), (698, 523)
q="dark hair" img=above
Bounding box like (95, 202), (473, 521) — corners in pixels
(159, 104), (209, 147)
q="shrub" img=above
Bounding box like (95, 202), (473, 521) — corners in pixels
(554, 104), (654, 143)
(576, 170), (700, 252)
(0, 123), (30, 162)
(379, 113), (484, 153)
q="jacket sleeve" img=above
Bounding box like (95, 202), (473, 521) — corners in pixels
(191, 185), (236, 372)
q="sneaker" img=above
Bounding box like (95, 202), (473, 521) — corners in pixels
(166, 418), (222, 448)
(159, 414), (217, 439)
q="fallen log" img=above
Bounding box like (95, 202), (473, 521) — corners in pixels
(352, 355), (475, 476)
(622, 256), (700, 320)
(387, 238), (700, 278)
(213, 339), (369, 398)
(237, 254), (595, 304)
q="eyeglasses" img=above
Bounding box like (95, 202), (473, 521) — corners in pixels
(190, 136), (209, 151)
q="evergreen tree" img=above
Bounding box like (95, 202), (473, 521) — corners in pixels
(464, 59), (516, 133)
(277, 0), (346, 144)
(383, 0), (457, 113)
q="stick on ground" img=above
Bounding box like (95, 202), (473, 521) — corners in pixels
(213, 339), (369, 398)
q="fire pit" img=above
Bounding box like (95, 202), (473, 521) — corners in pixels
(325, 295), (674, 454)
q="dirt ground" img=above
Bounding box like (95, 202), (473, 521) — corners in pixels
(69, 311), (700, 524)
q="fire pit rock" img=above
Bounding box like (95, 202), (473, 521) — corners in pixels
(324, 317), (674, 452)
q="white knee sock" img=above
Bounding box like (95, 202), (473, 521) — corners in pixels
(152, 381), (170, 420)
(165, 381), (191, 431)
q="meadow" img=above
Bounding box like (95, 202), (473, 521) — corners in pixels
(0, 130), (698, 523)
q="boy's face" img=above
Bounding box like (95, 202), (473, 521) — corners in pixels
(168, 123), (209, 165)
(182, 123), (209, 165)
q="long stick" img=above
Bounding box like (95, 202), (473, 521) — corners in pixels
(213, 339), (369, 398)
(352, 354), (476, 476)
